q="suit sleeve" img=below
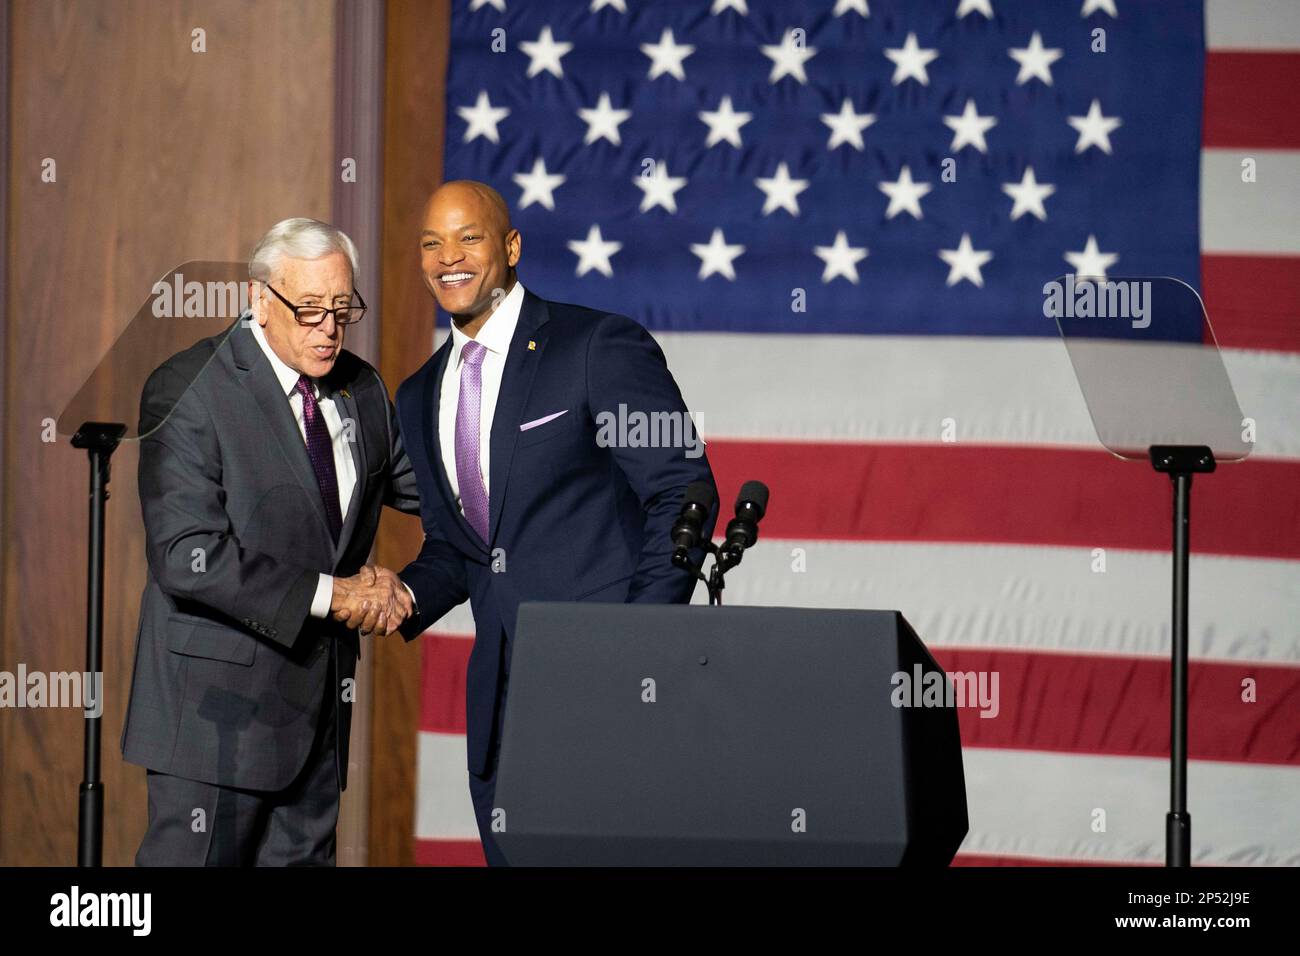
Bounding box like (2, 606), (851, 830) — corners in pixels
(138, 363), (319, 649)
(382, 394), (422, 516)
(586, 314), (718, 603)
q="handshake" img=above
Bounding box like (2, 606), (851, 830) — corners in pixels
(330, 565), (413, 637)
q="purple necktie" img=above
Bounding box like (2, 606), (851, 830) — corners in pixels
(294, 375), (342, 542)
(455, 340), (490, 544)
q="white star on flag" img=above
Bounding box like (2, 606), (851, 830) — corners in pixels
(641, 28), (695, 81)
(1002, 167), (1056, 221)
(691, 229), (745, 280)
(755, 162), (810, 216)
(834, 0), (870, 16)
(821, 98), (876, 150)
(590, 0), (627, 12)
(939, 234), (994, 288)
(634, 161), (688, 213)
(512, 157), (566, 210)
(699, 96), (753, 148)
(956, 0), (993, 18)
(457, 90), (510, 144)
(943, 99), (997, 153)
(885, 32), (940, 86)
(1068, 99), (1122, 154)
(761, 29), (817, 85)
(1009, 31), (1063, 85)
(1081, 0), (1118, 16)
(567, 225), (622, 277)
(519, 26), (572, 79)
(1065, 235), (1119, 280)
(879, 165), (932, 220)
(469, 0), (505, 11)
(711, 0), (748, 13)
(814, 231), (869, 284)
(578, 93), (631, 145)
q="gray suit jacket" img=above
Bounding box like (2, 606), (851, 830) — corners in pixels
(121, 319), (418, 791)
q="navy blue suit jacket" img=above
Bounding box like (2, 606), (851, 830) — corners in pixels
(396, 290), (717, 775)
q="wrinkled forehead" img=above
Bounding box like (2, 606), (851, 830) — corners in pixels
(275, 252), (354, 295)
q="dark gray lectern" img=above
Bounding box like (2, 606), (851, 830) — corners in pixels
(492, 603), (968, 866)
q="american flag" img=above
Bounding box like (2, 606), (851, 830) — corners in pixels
(415, 0), (1300, 866)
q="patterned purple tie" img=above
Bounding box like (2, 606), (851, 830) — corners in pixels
(294, 375), (342, 542)
(455, 340), (490, 544)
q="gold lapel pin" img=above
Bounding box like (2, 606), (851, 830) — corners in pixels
(339, 387), (351, 398)
(527, 340), (536, 351)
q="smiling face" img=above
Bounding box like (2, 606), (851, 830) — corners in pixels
(420, 181), (521, 334)
(252, 251), (352, 379)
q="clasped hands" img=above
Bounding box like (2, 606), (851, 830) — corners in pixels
(330, 565), (412, 637)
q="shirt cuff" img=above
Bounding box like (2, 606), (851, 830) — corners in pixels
(311, 574), (334, 619)
(402, 581), (418, 616)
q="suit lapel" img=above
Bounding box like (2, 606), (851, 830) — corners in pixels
(230, 322), (333, 543)
(423, 338), (490, 556)
(487, 292), (550, 545)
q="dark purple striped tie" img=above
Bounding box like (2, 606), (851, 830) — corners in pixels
(295, 374), (342, 542)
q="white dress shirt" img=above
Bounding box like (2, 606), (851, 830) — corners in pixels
(438, 280), (525, 514)
(250, 320), (357, 618)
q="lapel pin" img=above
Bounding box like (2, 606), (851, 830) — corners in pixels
(339, 387), (351, 398)
(527, 340), (536, 351)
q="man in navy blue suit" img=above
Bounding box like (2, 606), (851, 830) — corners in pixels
(395, 180), (716, 865)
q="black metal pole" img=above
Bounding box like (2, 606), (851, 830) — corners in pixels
(71, 422), (125, 867)
(1167, 472), (1192, 868)
(1149, 445), (1213, 868)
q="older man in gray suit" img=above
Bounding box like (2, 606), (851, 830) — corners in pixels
(122, 218), (417, 865)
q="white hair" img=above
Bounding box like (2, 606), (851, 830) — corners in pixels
(248, 217), (360, 285)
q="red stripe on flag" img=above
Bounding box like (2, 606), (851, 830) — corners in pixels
(414, 838), (486, 867)
(951, 854), (1144, 867)
(1201, 254), (1300, 353)
(421, 633), (473, 734)
(707, 442), (1300, 560)
(421, 636), (1299, 764)
(932, 648), (1300, 766)
(1204, 52), (1300, 148)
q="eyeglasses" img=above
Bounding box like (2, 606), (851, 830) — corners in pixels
(264, 284), (368, 326)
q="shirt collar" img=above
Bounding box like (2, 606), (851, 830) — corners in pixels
(250, 317), (318, 399)
(449, 280), (526, 366)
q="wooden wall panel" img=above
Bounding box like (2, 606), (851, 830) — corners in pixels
(370, 0), (450, 868)
(1, 0), (335, 866)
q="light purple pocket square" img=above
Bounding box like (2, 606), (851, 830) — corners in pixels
(519, 409), (568, 431)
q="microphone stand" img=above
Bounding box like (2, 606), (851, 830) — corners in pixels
(673, 540), (723, 605)
(70, 421), (127, 867)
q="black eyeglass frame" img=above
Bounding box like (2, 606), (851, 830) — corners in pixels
(263, 283), (368, 326)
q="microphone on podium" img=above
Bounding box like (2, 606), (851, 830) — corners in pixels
(718, 480), (769, 570)
(671, 480), (717, 568)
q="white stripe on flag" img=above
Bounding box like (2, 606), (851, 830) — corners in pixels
(654, 334), (1300, 460)
(1201, 149), (1300, 254)
(427, 542), (1298, 666)
(959, 747), (1300, 865)
(1206, 0), (1300, 50)
(415, 731), (480, 841)
(691, 541), (1300, 665)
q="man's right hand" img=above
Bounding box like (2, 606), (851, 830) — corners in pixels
(330, 565), (412, 636)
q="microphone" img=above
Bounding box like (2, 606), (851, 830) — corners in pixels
(671, 480), (716, 567)
(720, 480), (769, 566)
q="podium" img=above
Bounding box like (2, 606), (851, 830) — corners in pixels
(492, 603), (968, 866)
